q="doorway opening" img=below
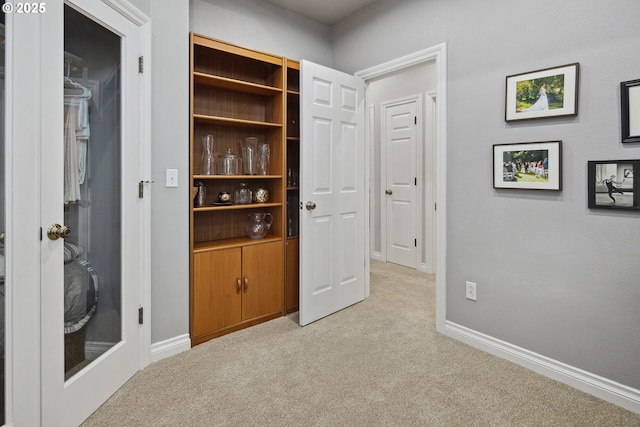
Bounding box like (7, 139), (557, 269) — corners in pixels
(356, 43), (448, 332)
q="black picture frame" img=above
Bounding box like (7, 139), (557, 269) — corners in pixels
(588, 160), (640, 210)
(505, 63), (579, 122)
(493, 141), (562, 191)
(621, 79), (640, 143)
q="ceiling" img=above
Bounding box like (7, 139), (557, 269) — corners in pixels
(262, 0), (379, 25)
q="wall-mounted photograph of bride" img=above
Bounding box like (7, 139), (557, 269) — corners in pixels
(505, 63), (579, 122)
(588, 160), (640, 210)
(493, 141), (562, 190)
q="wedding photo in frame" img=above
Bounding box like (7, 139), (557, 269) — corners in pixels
(505, 63), (579, 122)
(588, 160), (640, 210)
(621, 79), (640, 143)
(493, 141), (562, 190)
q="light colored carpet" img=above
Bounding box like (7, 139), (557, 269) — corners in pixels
(83, 261), (640, 426)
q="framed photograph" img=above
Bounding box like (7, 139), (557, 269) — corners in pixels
(621, 79), (640, 143)
(588, 160), (640, 210)
(493, 141), (562, 190)
(505, 63), (579, 122)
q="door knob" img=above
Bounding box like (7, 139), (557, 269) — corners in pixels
(47, 224), (71, 240)
(385, 190), (393, 195)
(0, 232), (4, 244)
(305, 201), (316, 211)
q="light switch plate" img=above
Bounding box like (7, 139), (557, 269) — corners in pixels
(166, 169), (178, 187)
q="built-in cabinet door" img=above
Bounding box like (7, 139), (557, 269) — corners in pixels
(242, 241), (283, 320)
(193, 249), (242, 337)
(193, 241), (283, 340)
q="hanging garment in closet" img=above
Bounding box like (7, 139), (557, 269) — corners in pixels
(75, 97), (90, 184)
(64, 104), (82, 203)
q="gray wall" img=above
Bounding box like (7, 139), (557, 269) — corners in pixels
(333, 0), (640, 389)
(190, 0), (332, 66)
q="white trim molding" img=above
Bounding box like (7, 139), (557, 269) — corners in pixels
(103, 0), (150, 25)
(151, 334), (191, 363)
(445, 321), (640, 414)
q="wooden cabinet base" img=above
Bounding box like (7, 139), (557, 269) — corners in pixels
(191, 311), (282, 346)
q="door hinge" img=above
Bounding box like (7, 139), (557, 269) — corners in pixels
(39, 227), (42, 241)
(435, 202), (437, 211)
(138, 306), (144, 324)
(415, 177), (417, 186)
(139, 180), (154, 198)
(414, 239), (417, 247)
(138, 56), (144, 74)
(414, 116), (417, 125)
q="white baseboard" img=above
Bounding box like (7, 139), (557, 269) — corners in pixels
(150, 334), (191, 363)
(371, 251), (383, 262)
(445, 321), (640, 415)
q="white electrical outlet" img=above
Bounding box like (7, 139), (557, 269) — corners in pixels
(166, 169), (178, 187)
(465, 281), (477, 301)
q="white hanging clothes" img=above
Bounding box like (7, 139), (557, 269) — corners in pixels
(64, 103), (82, 203)
(64, 75), (91, 189)
(75, 97), (90, 184)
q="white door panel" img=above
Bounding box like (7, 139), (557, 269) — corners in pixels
(385, 101), (417, 268)
(300, 60), (366, 326)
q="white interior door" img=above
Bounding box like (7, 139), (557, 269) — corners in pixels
(299, 60), (366, 326)
(384, 100), (417, 268)
(39, 1), (149, 425)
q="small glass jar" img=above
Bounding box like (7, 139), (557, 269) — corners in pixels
(217, 148), (241, 175)
(234, 182), (253, 204)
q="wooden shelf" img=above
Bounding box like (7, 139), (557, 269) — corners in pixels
(193, 235), (282, 253)
(194, 72), (282, 96)
(194, 202), (282, 213)
(194, 174), (283, 180)
(193, 114), (282, 128)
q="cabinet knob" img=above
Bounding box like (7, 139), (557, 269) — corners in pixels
(243, 277), (249, 291)
(236, 278), (241, 293)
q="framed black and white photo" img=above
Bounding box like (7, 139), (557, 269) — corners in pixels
(621, 79), (640, 143)
(588, 160), (640, 210)
(505, 63), (579, 122)
(493, 141), (562, 190)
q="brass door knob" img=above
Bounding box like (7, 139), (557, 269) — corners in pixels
(47, 224), (71, 240)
